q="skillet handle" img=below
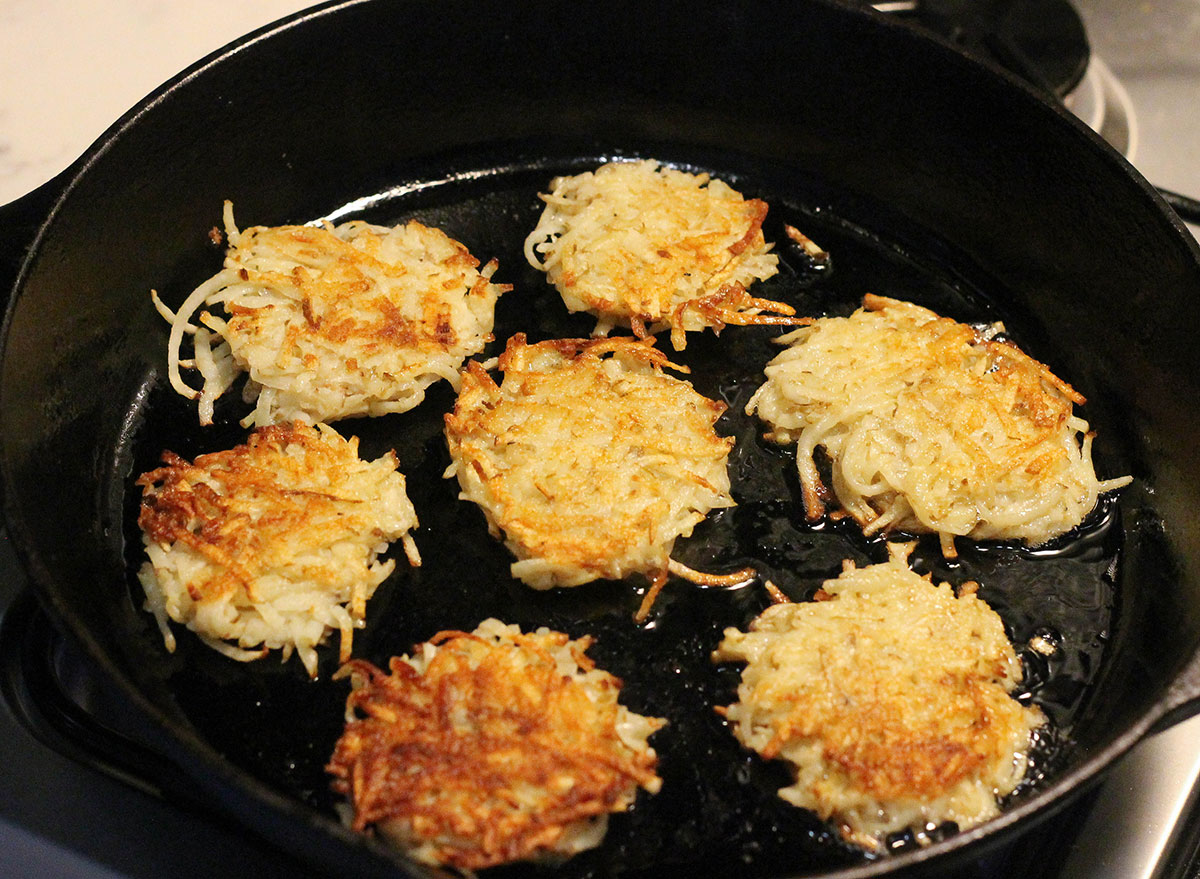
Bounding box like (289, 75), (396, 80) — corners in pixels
(1157, 187), (1200, 227)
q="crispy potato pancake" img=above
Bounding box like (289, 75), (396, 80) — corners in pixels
(713, 548), (1044, 849)
(444, 334), (745, 611)
(326, 619), (665, 869)
(524, 159), (799, 350)
(154, 201), (510, 427)
(136, 421), (420, 677)
(746, 294), (1131, 556)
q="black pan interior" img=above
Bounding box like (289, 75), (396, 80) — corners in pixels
(111, 147), (1139, 878)
(4, 1), (1200, 877)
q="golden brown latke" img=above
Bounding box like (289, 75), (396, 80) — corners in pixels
(136, 421), (420, 677)
(444, 334), (751, 616)
(746, 294), (1130, 556)
(326, 619), (665, 869)
(524, 159), (801, 349)
(713, 547), (1044, 849)
(155, 201), (510, 426)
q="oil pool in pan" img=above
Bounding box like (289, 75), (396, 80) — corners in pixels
(120, 154), (1126, 878)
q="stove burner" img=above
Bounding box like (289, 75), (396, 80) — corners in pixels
(870, 0), (1090, 98)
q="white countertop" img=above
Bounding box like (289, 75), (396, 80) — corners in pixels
(0, 0), (320, 205)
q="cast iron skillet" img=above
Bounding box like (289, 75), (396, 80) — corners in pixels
(5, 1), (1200, 876)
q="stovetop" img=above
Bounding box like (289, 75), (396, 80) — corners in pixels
(1, 1), (1199, 877)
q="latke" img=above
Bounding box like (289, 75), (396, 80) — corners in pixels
(524, 159), (799, 349)
(746, 294), (1130, 556)
(444, 334), (747, 615)
(136, 421), (420, 677)
(713, 548), (1044, 849)
(154, 201), (510, 426)
(326, 618), (665, 869)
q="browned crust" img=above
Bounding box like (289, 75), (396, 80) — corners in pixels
(137, 421), (393, 604)
(759, 671), (1022, 800)
(326, 629), (662, 869)
(226, 223), (502, 355)
(666, 281), (806, 351)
